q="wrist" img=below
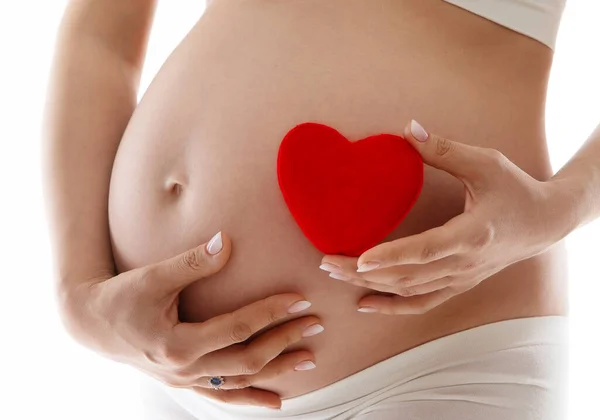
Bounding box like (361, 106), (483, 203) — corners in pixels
(544, 169), (593, 241)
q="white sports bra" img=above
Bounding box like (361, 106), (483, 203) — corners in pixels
(443, 0), (567, 49)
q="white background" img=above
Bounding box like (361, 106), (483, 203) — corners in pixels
(0, 1), (598, 419)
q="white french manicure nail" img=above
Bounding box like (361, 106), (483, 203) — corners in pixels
(358, 307), (379, 313)
(302, 324), (325, 337)
(357, 262), (380, 272)
(288, 300), (312, 314)
(206, 232), (223, 255)
(329, 273), (350, 281)
(294, 360), (316, 371)
(410, 120), (429, 142)
(319, 263), (342, 273)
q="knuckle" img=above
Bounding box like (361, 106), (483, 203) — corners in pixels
(421, 246), (441, 262)
(398, 287), (416, 297)
(487, 148), (508, 164)
(240, 356), (264, 375)
(260, 296), (286, 323)
(278, 330), (295, 348)
(482, 148), (509, 171)
(179, 248), (208, 272)
(394, 276), (415, 288)
(471, 225), (495, 250)
(229, 318), (254, 343)
(155, 341), (189, 368)
(233, 376), (252, 389)
(272, 359), (290, 376)
(402, 275), (415, 285)
(261, 301), (281, 325)
(460, 260), (480, 271)
(433, 136), (454, 158)
(396, 250), (410, 265)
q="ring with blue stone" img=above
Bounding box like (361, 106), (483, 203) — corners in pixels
(208, 376), (225, 390)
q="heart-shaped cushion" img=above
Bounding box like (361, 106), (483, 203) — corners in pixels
(277, 122), (424, 256)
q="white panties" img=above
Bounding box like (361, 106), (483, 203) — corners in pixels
(139, 316), (568, 420)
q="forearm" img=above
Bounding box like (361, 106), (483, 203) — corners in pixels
(60, 0), (157, 84)
(41, 3), (155, 301)
(549, 123), (600, 237)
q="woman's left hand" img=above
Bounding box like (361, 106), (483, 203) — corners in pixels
(320, 120), (569, 315)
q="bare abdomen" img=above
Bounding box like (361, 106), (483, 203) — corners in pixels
(108, 0), (566, 397)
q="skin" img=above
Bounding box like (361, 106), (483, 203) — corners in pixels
(75, 231), (323, 408)
(321, 119), (581, 314)
(44, 0), (323, 409)
(109, 0), (570, 399)
(44, 0), (600, 410)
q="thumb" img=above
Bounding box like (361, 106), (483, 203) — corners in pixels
(148, 231), (232, 294)
(404, 120), (487, 181)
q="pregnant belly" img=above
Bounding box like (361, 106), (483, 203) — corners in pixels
(108, 0), (567, 398)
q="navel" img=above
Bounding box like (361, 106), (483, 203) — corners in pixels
(164, 177), (186, 197)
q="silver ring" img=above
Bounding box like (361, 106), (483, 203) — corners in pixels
(208, 376), (225, 390)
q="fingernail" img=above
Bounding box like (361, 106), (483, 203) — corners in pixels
(358, 307), (379, 313)
(294, 360), (317, 371)
(288, 300), (312, 314)
(329, 273), (350, 281)
(410, 120), (429, 142)
(357, 262), (380, 272)
(302, 323), (325, 337)
(206, 232), (223, 255)
(319, 263), (342, 273)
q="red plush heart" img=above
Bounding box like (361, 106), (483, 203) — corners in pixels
(277, 122), (424, 256)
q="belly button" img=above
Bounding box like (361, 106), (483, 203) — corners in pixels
(165, 178), (185, 196)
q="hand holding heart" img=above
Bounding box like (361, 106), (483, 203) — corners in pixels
(320, 120), (566, 315)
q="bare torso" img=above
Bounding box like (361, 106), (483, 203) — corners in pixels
(108, 0), (568, 399)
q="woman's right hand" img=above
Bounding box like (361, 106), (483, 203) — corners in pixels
(62, 232), (322, 409)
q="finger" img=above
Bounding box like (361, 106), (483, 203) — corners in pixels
(350, 265), (438, 287)
(319, 255), (358, 274)
(196, 315), (323, 377)
(191, 386), (282, 409)
(324, 250), (462, 288)
(322, 257), (439, 287)
(356, 216), (473, 270)
(358, 255), (470, 287)
(357, 287), (458, 315)
(195, 350), (315, 390)
(394, 276), (455, 297)
(331, 275), (399, 294)
(319, 257), (397, 290)
(320, 255), (365, 277)
(141, 231), (232, 294)
(172, 293), (314, 359)
(404, 119), (500, 182)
